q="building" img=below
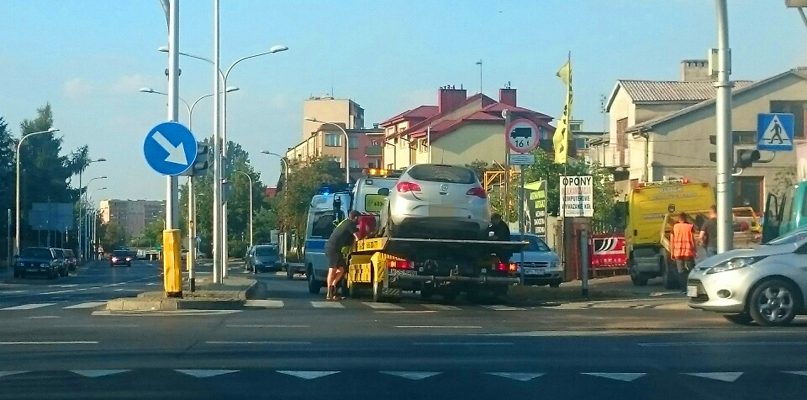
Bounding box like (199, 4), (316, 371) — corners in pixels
(264, 187), (277, 198)
(99, 199), (165, 240)
(569, 120), (605, 162)
(301, 96), (365, 140)
(592, 61), (806, 212)
(380, 85), (554, 169)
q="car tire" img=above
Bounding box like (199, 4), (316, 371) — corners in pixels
(420, 285), (433, 300)
(723, 313), (754, 325)
(748, 279), (801, 327)
(307, 267), (321, 295)
(549, 280), (561, 288)
(629, 260), (649, 286)
(382, 208), (397, 238)
(662, 255), (678, 290)
(286, 265), (294, 280)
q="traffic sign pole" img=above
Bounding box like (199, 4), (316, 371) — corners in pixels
(212, 0), (222, 284)
(505, 117), (539, 286)
(164, 0), (182, 297)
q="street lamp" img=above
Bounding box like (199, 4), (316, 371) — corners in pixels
(305, 117), (350, 183)
(139, 86), (239, 129)
(88, 187), (107, 260)
(232, 170), (254, 249)
(83, 176), (108, 259)
(15, 127), (59, 256)
(77, 157), (106, 262)
(261, 150), (290, 263)
(160, 44), (288, 280)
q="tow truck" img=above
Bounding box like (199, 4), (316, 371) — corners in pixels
(344, 236), (526, 303)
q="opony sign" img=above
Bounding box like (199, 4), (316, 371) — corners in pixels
(560, 175), (594, 217)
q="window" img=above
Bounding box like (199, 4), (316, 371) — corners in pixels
(574, 137), (589, 150)
(526, 236), (551, 252)
(310, 212), (336, 238)
(407, 164), (477, 184)
(348, 136), (359, 149)
(327, 156), (342, 165)
(325, 133), (341, 147)
(733, 176), (764, 212)
(616, 118), (628, 165)
(419, 139), (428, 153)
(770, 101), (807, 138)
(349, 159), (360, 169)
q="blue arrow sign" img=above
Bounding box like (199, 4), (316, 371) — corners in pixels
(143, 122), (198, 176)
(757, 113), (794, 152)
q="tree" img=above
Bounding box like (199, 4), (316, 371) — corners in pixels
(99, 221), (127, 251)
(772, 167), (797, 197)
(130, 219), (164, 248)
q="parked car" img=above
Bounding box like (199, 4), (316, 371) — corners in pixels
(62, 249), (77, 272)
(50, 248), (69, 277)
(13, 247), (61, 279)
(688, 227), (807, 326)
(110, 250), (132, 267)
(244, 244), (281, 273)
(512, 234), (563, 287)
(379, 164), (490, 239)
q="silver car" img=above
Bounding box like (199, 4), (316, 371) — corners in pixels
(687, 227), (807, 326)
(379, 164), (490, 239)
(512, 234), (563, 287)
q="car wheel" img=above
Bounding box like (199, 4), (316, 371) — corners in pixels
(662, 255), (678, 290)
(348, 281), (361, 299)
(723, 313), (754, 325)
(629, 260), (649, 286)
(286, 265), (294, 280)
(749, 279), (801, 327)
(383, 208), (397, 238)
(549, 280), (561, 288)
(307, 267), (321, 295)
(420, 285), (433, 300)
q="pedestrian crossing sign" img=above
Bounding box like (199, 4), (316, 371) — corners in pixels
(757, 113), (794, 151)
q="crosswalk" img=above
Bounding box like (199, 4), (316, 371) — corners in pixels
(0, 302), (107, 311)
(245, 300), (526, 312)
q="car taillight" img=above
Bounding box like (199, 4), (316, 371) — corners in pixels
(467, 187), (487, 198)
(495, 262), (517, 272)
(387, 259), (413, 269)
(396, 182), (421, 193)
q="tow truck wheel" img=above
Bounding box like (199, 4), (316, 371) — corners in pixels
(420, 286), (433, 300)
(348, 282), (361, 299)
(372, 280), (383, 302)
(440, 289), (458, 304)
(307, 267), (321, 295)
(629, 260), (648, 286)
(662, 257), (679, 290)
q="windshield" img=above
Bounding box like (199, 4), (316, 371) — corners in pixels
(113, 251), (128, 257)
(766, 228), (807, 246)
(53, 249), (64, 257)
(20, 248), (52, 259)
(407, 165), (477, 184)
(255, 246), (278, 256)
(525, 236), (551, 252)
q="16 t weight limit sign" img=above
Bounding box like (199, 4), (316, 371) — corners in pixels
(560, 175), (594, 218)
(506, 119), (540, 154)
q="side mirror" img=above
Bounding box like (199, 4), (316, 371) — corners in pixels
(378, 188), (390, 196)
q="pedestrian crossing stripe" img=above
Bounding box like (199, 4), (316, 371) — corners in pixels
(310, 301), (345, 309)
(363, 302), (403, 310)
(63, 302), (108, 309)
(423, 304), (461, 311)
(1, 303), (56, 311)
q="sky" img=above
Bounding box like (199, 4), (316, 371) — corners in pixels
(0, 0), (804, 203)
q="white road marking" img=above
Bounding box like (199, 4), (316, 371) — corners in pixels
(487, 372), (545, 381)
(54, 324), (140, 328)
(1, 303), (56, 311)
(639, 341), (807, 347)
(363, 302), (403, 310)
(25, 315), (60, 319)
(206, 341), (311, 345)
(55, 284), (78, 288)
(114, 288), (141, 292)
(277, 370), (339, 380)
(492, 330), (683, 337)
(0, 290), (28, 294)
(40, 290), (73, 295)
(414, 342), (512, 346)
(227, 324), (310, 328)
(146, 282), (159, 286)
(244, 300), (284, 308)
(484, 305), (526, 311)
(71, 370), (129, 378)
(396, 325), (482, 329)
(380, 371), (441, 380)
(422, 304), (461, 311)
(175, 369), (238, 378)
(0, 371), (28, 378)
(375, 310), (436, 314)
(784, 371), (807, 376)
(0, 341), (97, 345)
(310, 301), (344, 309)
(92, 310), (242, 317)
(582, 372), (646, 382)
(684, 372), (743, 382)
(64, 302), (108, 309)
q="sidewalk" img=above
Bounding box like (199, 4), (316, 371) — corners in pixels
(105, 276), (257, 312)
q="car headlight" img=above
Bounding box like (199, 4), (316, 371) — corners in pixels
(550, 260), (560, 269)
(706, 256), (765, 274)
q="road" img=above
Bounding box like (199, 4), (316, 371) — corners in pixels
(0, 260), (805, 399)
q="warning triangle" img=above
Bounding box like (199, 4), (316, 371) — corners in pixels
(759, 115), (792, 147)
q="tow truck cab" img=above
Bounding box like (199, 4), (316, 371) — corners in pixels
(762, 182), (807, 243)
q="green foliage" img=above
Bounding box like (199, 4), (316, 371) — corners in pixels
(130, 219), (164, 248)
(772, 167), (797, 197)
(100, 221), (127, 250)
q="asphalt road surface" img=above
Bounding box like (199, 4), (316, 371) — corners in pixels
(0, 261), (806, 400)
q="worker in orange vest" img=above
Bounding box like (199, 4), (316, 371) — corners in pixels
(671, 212), (697, 290)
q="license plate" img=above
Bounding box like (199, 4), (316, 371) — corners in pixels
(389, 269), (417, 277)
(27, 269), (37, 272)
(428, 205), (454, 217)
(524, 267), (546, 276)
(686, 285), (699, 297)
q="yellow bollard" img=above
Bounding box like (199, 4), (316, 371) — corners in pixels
(163, 229), (183, 298)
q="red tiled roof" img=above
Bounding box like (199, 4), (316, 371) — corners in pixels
(379, 105), (439, 126)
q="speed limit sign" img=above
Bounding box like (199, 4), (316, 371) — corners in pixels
(505, 119), (540, 154)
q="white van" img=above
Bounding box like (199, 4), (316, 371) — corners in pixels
(303, 169), (401, 294)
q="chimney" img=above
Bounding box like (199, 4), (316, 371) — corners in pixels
(499, 88), (517, 107)
(680, 60), (712, 82)
(438, 86), (467, 114)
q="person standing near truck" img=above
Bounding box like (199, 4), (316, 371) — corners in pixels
(699, 205), (718, 258)
(488, 213), (512, 263)
(671, 212), (697, 291)
(324, 210), (362, 301)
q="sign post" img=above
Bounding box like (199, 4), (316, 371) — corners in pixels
(506, 118), (540, 285)
(560, 175), (594, 295)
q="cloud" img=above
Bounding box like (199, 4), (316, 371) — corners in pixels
(63, 78), (94, 99)
(108, 74), (157, 95)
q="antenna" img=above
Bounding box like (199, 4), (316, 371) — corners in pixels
(475, 60), (483, 94)
(330, 68), (334, 97)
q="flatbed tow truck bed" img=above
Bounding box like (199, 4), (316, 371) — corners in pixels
(345, 237), (528, 303)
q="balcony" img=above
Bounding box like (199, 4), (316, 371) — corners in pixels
(364, 145), (383, 157)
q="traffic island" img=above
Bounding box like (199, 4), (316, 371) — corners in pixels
(105, 276), (257, 312)
(507, 285), (656, 306)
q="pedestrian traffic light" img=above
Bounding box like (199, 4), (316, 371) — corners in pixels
(735, 149), (761, 169)
(183, 143), (209, 177)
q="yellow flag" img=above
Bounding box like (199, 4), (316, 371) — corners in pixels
(553, 59), (573, 164)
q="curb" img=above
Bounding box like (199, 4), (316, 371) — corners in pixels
(105, 278), (258, 312)
(506, 286), (674, 306)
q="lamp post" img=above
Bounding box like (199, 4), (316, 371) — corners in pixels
(83, 177), (107, 259)
(159, 44), (288, 280)
(139, 87), (240, 130)
(77, 157), (106, 262)
(15, 128), (60, 256)
(88, 187), (107, 260)
(261, 150), (290, 263)
(714, 0), (734, 253)
(232, 170), (254, 249)
(304, 117), (350, 183)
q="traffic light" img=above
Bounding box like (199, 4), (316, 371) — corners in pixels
(183, 143), (209, 177)
(709, 136), (717, 162)
(735, 149), (761, 169)
(222, 179), (233, 202)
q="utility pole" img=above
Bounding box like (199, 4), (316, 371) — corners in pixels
(163, 0), (182, 297)
(715, 0), (734, 253)
(212, 0), (223, 284)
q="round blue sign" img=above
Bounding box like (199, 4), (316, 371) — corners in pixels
(143, 122), (197, 176)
